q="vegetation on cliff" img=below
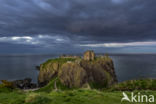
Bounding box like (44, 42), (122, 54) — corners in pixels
(38, 51), (118, 89)
(36, 77), (68, 93)
(37, 78), (156, 92)
(38, 58), (76, 86)
(41, 58), (77, 69)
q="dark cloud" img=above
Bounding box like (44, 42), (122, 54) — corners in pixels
(0, 0), (156, 53)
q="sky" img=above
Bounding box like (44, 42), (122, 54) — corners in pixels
(0, 0), (156, 54)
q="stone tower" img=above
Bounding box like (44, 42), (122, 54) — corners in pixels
(83, 50), (95, 61)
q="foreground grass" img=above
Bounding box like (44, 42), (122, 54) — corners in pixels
(0, 89), (156, 104)
(0, 79), (156, 104)
(111, 79), (156, 91)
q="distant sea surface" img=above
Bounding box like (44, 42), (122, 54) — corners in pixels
(0, 54), (156, 83)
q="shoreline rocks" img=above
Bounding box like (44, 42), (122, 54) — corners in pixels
(1, 78), (37, 89)
(35, 66), (40, 70)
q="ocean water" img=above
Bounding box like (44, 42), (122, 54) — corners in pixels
(0, 55), (57, 83)
(0, 54), (156, 83)
(110, 54), (156, 82)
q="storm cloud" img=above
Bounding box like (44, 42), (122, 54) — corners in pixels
(0, 0), (156, 53)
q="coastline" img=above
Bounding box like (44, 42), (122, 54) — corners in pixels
(0, 51), (156, 104)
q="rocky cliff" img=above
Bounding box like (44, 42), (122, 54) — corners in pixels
(38, 51), (117, 89)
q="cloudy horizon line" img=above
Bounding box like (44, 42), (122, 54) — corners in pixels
(79, 41), (156, 48)
(1, 35), (156, 48)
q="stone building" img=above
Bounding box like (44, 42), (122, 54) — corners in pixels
(83, 50), (95, 61)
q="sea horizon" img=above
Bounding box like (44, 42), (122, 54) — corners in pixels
(0, 53), (156, 83)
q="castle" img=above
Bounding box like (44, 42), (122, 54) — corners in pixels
(60, 50), (95, 61)
(83, 50), (95, 61)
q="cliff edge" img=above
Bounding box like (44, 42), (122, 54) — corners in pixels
(38, 50), (117, 89)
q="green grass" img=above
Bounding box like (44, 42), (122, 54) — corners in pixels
(41, 58), (76, 69)
(0, 79), (156, 104)
(0, 91), (26, 104)
(111, 79), (156, 91)
(0, 84), (13, 93)
(36, 77), (69, 93)
(48, 90), (156, 104)
(0, 88), (156, 104)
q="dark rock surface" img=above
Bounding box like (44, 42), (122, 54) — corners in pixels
(58, 62), (87, 88)
(38, 62), (60, 87)
(13, 78), (37, 89)
(36, 66), (40, 70)
(1, 78), (37, 89)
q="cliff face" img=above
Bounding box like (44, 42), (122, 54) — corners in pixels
(38, 63), (59, 86)
(38, 58), (76, 87)
(58, 63), (87, 88)
(38, 51), (117, 88)
(80, 56), (117, 87)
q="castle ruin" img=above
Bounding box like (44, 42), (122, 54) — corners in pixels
(83, 50), (95, 61)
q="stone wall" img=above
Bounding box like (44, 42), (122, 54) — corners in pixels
(83, 50), (95, 61)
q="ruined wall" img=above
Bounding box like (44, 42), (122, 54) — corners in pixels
(83, 50), (95, 61)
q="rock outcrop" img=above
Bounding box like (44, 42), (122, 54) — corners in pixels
(38, 62), (60, 87)
(13, 78), (37, 89)
(58, 63), (87, 88)
(38, 51), (117, 88)
(1, 78), (37, 89)
(80, 57), (117, 87)
(38, 58), (76, 87)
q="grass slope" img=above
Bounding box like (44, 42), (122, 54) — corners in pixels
(0, 79), (156, 104)
(0, 89), (156, 104)
(36, 77), (68, 93)
(111, 79), (156, 91)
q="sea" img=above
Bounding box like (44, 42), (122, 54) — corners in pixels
(0, 54), (156, 83)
